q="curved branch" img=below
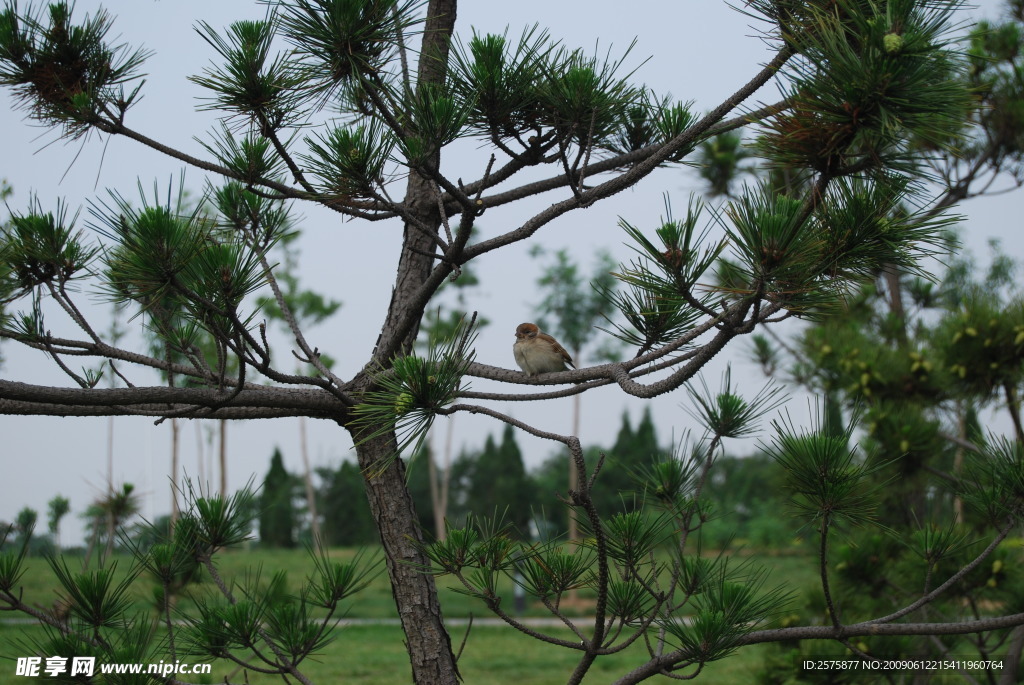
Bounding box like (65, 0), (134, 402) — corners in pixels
(866, 522), (1015, 626)
(448, 99), (792, 216)
(437, 403), (574, 445)
(93, 119), (392, 219)
(250, 251), (349, 400)
(460, 49), (794, 262)
(458, 300), (784, 408)
(372, 52), (792, 366)
(613, 613), (1024, 685)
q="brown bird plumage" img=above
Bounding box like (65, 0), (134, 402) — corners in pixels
(513, 322), (575, 376)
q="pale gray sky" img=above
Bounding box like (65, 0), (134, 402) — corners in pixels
(0, 0), (1016, 545)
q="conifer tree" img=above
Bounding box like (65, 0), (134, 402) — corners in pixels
(259, 448), (296, 548)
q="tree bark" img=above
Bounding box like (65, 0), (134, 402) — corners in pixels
(344, 5), (462, 679)
(354, 431), (459, 683)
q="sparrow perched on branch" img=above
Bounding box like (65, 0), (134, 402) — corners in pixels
(513, 322), (575, 376)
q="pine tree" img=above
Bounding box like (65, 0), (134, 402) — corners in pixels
(259, 448), (296, 548)
(320, 461), (377, 546)
(1, 1), (1017, 681)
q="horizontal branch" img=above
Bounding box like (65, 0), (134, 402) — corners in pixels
(460, 300), (778, 405)
(6, 332), (345, 397)
(0, 399), (333, 420)
(0, 380), (347, 420)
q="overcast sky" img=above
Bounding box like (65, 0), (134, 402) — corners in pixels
(1, 0), (1017, 546)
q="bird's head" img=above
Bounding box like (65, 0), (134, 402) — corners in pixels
(515, 322), (540, 340)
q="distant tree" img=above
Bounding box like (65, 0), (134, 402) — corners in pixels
(79, 483), (140, 567)
(495, 425), (533, 535)
(456, 434), (498, 520)
(591, 408), (661, 512)
(14, 506), (36, 545)
(100, 483), (140, 563)
(612, 410), (634, 452)
(531, 248), (619, 540)
(458, 426), (532, 536)
(698, 452), (799, 548)
(46, 495), (70, 553)
(81, 504), (104, 569)
(635, 408), (659, 455)
(416, 259), (488, 541)
(257, 231), (341, 548)
(259, 448), (296, 548)
(319, 461), (376, 546)
(695, 131), (755, 198)
(406, 445), (439, 538)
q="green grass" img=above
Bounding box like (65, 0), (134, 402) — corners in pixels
(2, 546), (817, 619)
(0, 622), (775, 684)
(0, 546), (815, 683)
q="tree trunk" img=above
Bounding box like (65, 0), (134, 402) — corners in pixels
(952, 405), (965, 525)
(427, 419), (454, 541)
(219, 418), (228, 498)
(345, 2), (461, 681)
(427, 428), (444, 541)
(105, 413), (114, 566)
(299, 415), (321, 547)
(107, 415), (114, 495)
(198, 421), (210, 485)
(103, 510), (115, 566)
(354, 431), (460, 683)
(82, 514), (102, 571)
(170, 417), (180, 530)
(568, 355), (582, 544)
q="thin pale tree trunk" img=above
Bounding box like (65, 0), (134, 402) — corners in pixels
(427, 419), (453, 541)
(104, 414), (115, 566)
(82, 514), (102, 570)
(107, 415), (114, 496)
(219, 418), (227, 499)
(170, 417), (180, 530)
(103, 510), (116, 566)
(299, 416), (321, 547)
(953, 405), (965, 525)
(441, 417), (453, 535)
(195, 421), (206, 486)
(427, 427), (443, 540)
(568, 351), (582, 544)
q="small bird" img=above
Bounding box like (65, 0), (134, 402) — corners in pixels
(513, 322), (575, 376)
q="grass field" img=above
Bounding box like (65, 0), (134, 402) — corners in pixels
(0, 546), (814, 683)
(0, 622), (777, 684)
